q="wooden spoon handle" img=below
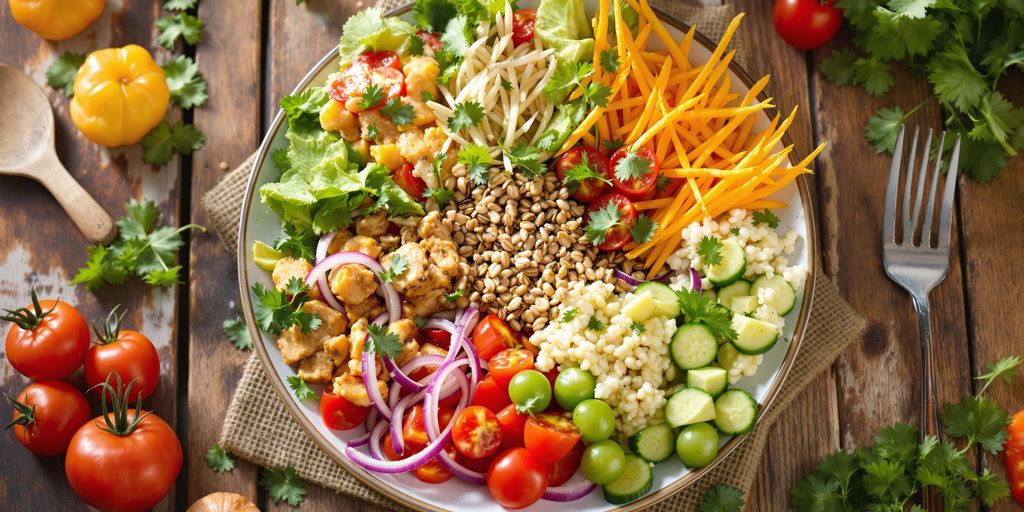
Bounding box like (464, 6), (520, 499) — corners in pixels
(35, 154), (117, 244)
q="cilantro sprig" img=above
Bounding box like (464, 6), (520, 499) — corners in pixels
(45, 52), (85, 97)
(505, 144), (545, 178)
(458, 144), (495, 186)
(699, 484), (745, 512)
(366, 323), (404, 359)
(752, 209), (781, 229)
(560, 307), (578, 323)
(286, 375), (317, 401)
(142, 121), (206, 165)
(260, 466), (306, 507)
(561, 154), (612, 191)
(584, 202), (658, 245)
(381, 97), (414, 126)
(155, 12), (204, 49)
(448, 101), (485, 132)
(359, 84), (387, 111)
(222, 314), (252, 351)
(378, 253), (409, 283)
(697, 236), (724, 266)
(251, 278), (321, 335)
(444, 289), (465, 303)
(676, 288), (737, 341)
(161, 55), (208, 109)
(205, 443), (235, 473)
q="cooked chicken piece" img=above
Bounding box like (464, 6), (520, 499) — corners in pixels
(418, 211), (452, 240)
(359, 110), (400, 144)
(346, 295), (386, 325)
(320, 99), (360, 141)
(400, 225), (419, 244)
(383, 243), (431, 298)
(388, 318), (418, 343)
(412, 159), (438, 191)
(272, 257), (318, 300)
(403, 57), (439, 102)
(275, 300), (347, 364)
(347, 319), (368, 376)
(298, 351), (334, 384)
(356, 211), (390, 237)
(403, 288), (448, 318)
(324, 334), (350, 367)
(343, 235), (382, 259)
(397, 127), (447, 164)
(304, 300), (348, 336)
(405, 96), (436, 127)
(332, 372), (388, 407)
(422, 238), (460, 279)
(419, 343), (448, 357)
(379, 234), (401, 252)
(330, 264), (378, 306)
(327, 229), (354, 254)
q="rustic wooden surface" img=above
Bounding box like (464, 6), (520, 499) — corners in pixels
(0, 0), (1022, 511)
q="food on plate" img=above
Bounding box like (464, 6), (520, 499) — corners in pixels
(5, 380), (91, 455)
(8, 0), (106, 41)
(84, 306), (161, 401)
(2, 288), (89, 381)
(69, 45), (170, 147)
(250, 0), (820, 506)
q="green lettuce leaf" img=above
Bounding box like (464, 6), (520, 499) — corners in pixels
(536, 0), (595, 65)
(338, 8), (417, 64)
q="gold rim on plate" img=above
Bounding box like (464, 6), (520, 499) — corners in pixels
(236, 4), (818, 510)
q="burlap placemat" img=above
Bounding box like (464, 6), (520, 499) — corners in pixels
(202, 2), (867, 510)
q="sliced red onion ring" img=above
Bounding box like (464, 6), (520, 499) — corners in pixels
(313, 233), (346, 312)
(614, 268), (675, 289)
(542, 479), (598, 502)
(362, 348), (392, 420)
(348, 412), (454, 473)
(389, 390), (424, 455)
(689, 267), (702, 294)
(306, 251), (401, 323)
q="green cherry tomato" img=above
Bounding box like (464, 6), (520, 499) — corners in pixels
(554, 367), (596, 410)
(675, 423), (720, 468)
(572, 399), (616, 443)
(508, 370), (552, 413)
(581, 439), (626, 484)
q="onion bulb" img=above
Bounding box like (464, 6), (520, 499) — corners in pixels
(186, 492), (259, 512)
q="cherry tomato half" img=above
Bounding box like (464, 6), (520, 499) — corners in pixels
(772, 0), (842, 50)
(487, 448), (549, 509)
(548, 441), (585, 486)
(392, 162), (427, 201)
(488, 348), (535, 389)
(416, 31), (443, 52)
(403, 404), (455, 452)
(553, 145), (612, 203)
(321, 390), (371, 430)
(524, 412), (581, 464)
(412, 444), (457, 484)
(459, 450), (498, 473)
(472, 314), (520, 360)
(496, 404), (528, 450)
(471, 376), (512, 413)
(511, 9), (537, 46)
(420, 327), (452, 349)
(452, 405), (503, 459)
(329, 50), (406, 111)
(585, 193), (638, 251)
(353, 50), (403, 72)
(610, 146), (660, 202)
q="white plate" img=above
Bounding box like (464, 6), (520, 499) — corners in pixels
(237, 3), (817, 511)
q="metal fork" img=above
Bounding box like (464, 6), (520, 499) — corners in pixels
(882, 125), (961, 448)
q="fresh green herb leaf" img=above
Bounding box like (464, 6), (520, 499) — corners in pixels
(251, 278), (319, 335)
(458, 144), (494, 186)
(819, 48), (858, 86)
(975, 468), (1011, 505)
(975, 355), (1021, 393)
(420, 90), (435, 103)
(603, 138), (625, 152)
(408, 32), (426, 56)
(162, 55), (208, 109)
(505, 144), (544, 178)
(273, 224), (318, 262)
(287, 375), (317, 401)
(359, 84), (387, 111)
(366, 323), (404, 358)
(697, 236), (724, 266)
(699, 483), (745, 512)
(367, 124), (379, 142)
(630, 215), (657, 243)
(70, 246), (129, 291)
(423, 187), (454, 206)
(45, 52), (85, 97)
(928, 46), (988, 111)
(587, 317), (604, 332)
(165, 0), (198, 10)
(414, 316), (427, 328)
(865, 106), (908, 154)
(444, 289), (464, 303)
(500, 77), (513, 91)
(205, 443), (235, 473)
(260, 466), (306, 507)
(412, 0), (458, 31)
(613, 150), (653, 181)
(222, 314), (252, 351)
(730, 227), (740, 236)
(600, 49), (620, 73)
(561, 154), (611, 189)
(676, 288), (737, 341)
(852, 58), (894, 97)
(583, 202), (621, 245)
(630, 321), (645, 335)
(543, 61), (595, 103)
(280, 87), (330, 126)
(381, 97), (415, 126)
(752, 209), (780, 229)
(155, 13), (204, 49)
(582, 83), (611, 107)
(656, 174), (671, 192)
(379, 253), (409, 283)
(142, 122), (206, 165)
(448, 101), (485, 132)
(560, 307), (578, 323)
(441, 15), (472, 55)
(941, 395), (1011, 454)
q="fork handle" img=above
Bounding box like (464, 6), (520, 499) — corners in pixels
(913, 294), (943, 510)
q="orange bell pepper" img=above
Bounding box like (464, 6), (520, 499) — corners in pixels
(8, 0), (106, 41)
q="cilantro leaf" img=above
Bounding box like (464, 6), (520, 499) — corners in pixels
(676, 288), (737, 341)
(630, 321), (645, 335)
(412, 0), (458, 31)
(381, 97), (414, 126)
(505, 144), (544, 178)
(752, 209), (781, 229)
(697, 236), (724, 266)
(614, 150), (653, 181)
(280, 87), (330, 126)
(543, 61), (595, 103)
(500, 77), (513, 91)
(603, 138), (625, 152)
(600, 48), (620, 73)
(358, 84), (387, 111)
(630, 215), (657, 243)
(423, 187), (454, 206)
(70, 246), (129, 291)
(865, 107), (907, 154)
(888, 0), (936, 18)
(583, 83), (611, 108)
(941, 395), (1011, 453)
(165, 0), (198, 10)
(458, 144), (494, 186)
(287, 375), (317, 401)
(975, 468), (1010, 505)
(205, 443), (235, 473)
(251, 278), (318, 335)
(155, 13), (204, 49)
(162, 55), (208, 109)
(819, 49), (858, 87)
(975, 355), (1021, 393)
(928, 46), (988, 111)
(45, 52), (85, 97)
(957, 137), (1007, 182)
(260, 466), (306, 507)
(420, 90), (435, 103)
(444, 289), (464, 303)
(587, 317), (604, 332)
(222, 314), (252, 351)
(366, 323), (404, 358)
(273, 224), (318, 262)
(583, 202), (621, 245)
(448, 101), (485, 132)
(142, 122), (207, 165)
(440, 15), (472, 55)
(560, 307), (578, 323)
(852, 58), (894, 97)
(698, 483), (745, 512)
(561, 153), (611, 190)
(408, 32), (426, 56)
(366, 124), (379, 142)
(379, 253), (409, 283)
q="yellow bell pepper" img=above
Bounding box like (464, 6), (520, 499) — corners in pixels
(8, 0), (106, 41)
(70, 45), (170, 147)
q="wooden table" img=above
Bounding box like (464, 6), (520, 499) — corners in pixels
(1, 1), (1021, 510)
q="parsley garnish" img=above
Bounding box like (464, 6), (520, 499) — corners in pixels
(630, 321), (645, 335)
(358, 84), (387, 111)
(561, 154), (611, 191)
(222, 314), (252, 351)
(505, 144), (544, 178)
(45, 52), (85, 97)
(260, 466), (307, 507)
(602, 138), (625, 152)
(600, 49), (620, 73)
(142, 121), (206, 165)
(378, 253), (409, 283)
(287, 375), (317, 401)
(752, 209), (781, 229)
(697, 236), (724, 266)
(458, 144), (494, 186)
(448, 101), (485, 132)
(251, 278), (321, 335)
(676, 288), (736, 341)
(543, 61), (594, 103)
(409, 32), (426, 56)
(165, 0), (197, 9)
(70, 199), (204, 290)
(583, 202), (657, 246)
(414, 316), (427, 328)
(205, 443), (235, 473)
(864, 106), (910, 154)
(586, 317), (605, 332)
(155, 13), (204, 49)
(630, 215), (657, 243)
(273, 224), (318, 262)
(366, 323), (404, 358)
(381, 97), (414, 126)
(656, 174), (671, 192)
(444, 289), (464, 303)
(420, 90), (435, 103)
(699, 484), (745, 512)
(730, 227), (741, 236)
(162, 55), (208, 109)
(560, 307), (578, 323)
(582, 83), (611, 108)
(500, 77), (513, 91)
(423, 187), (454, 206)
(614, 150), (653, 181)
(366, 124), (379, 142)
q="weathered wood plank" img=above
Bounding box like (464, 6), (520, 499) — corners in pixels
(184, 0), (264, 507)
(0, 2), (183, 511)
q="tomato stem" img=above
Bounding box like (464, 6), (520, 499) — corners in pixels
(0, 286), (57, 331)
(90, 371), (152, 436)
(91, 305), (127, 345)
(3, 393), (36, 430)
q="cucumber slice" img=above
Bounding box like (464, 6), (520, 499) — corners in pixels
(634, 281), (681, 318)
(665, 388), (716, 427)
(713, 389), (758, 435)
(731, 315), (780, 355)
(704, 238), (746, 286)
(670, 323), (719, 370)
(750, 274), (797, 316)
(729, 296), (759, 315)
(628, 423), (675, 463)
(603, 454), (653, 504)
(622, 292), (658, 322)
(685, 367), (728, 397)
(715, 280), (750, 309)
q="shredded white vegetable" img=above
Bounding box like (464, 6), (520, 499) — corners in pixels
(427, 3), (557, 173)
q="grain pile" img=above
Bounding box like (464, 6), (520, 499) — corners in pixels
(441, 167), (641, 333)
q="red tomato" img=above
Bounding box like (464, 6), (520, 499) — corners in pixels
(329, 66), (371, 105)
(472, 315), (519, 360)
(511, 9), (537, 46)
(321, 390), (371, 430)
(471, 376), (512, 412)
(496, 404), (527, 449)
(416, 30), (443, 52)
(353, 50), (403, 71)
(412, 444), (457, 484)
(553, 145), (612, 203)
(7, 381), (91, 455)
(421, 327), (452, 349)
(403, 404), (455, 451)
(524, 412), (581, 464)
(1006, 409), (1024, 504)
(610, 146), (660, 201)
(452, 405), (502, 459)
(392, 162), (427, 201)
(548, 441), (584, 486)
(541, 367), (559, 389)
(585, 193), (638, 251)
(487, 448), (549, 509)
(2, 291), (89, 380)
(772, 0), (842, 50)
(328, 53), (406, 111)
(459, 450), (497, 473)
(84, 307), (160, 402)
(488, 348), (535, 389)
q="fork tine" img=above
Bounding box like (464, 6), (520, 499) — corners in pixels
(908, 129), (934, 243)
(882, 125), (906, 245)
(921, 132), (946, 247)
(901, 127), (921, 242)
(937, 134), (961, 250)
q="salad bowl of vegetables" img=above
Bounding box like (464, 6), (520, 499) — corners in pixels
(237, 0), (819, 510)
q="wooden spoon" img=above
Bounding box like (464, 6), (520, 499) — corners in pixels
(0, 63), (116, 244)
